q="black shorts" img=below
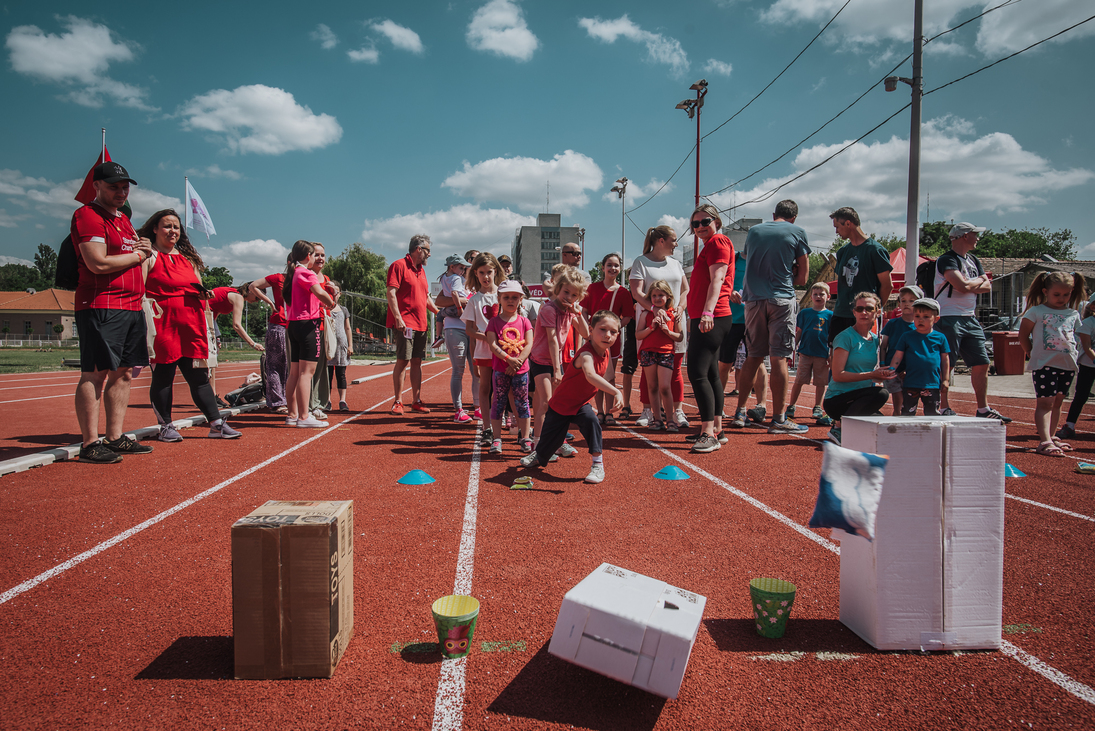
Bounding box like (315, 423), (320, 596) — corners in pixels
(288, 319), (323, 362)
(529, 359), (555, 381)
(620, 319), (638, 375)
(720, 322), (746, 364)
(1032, 366), (1075, 398)
(76, 308), (148, 372)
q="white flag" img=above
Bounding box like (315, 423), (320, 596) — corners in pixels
(185, 178), (217, 240)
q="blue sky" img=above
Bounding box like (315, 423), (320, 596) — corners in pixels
(1, 0), (1093, 284)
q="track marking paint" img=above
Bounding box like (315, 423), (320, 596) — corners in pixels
(1005, 494), (1095, 522)
(391, 640), (526, 654)
(619, 426), (1095, 708)
(1003, 624), (1043, 635)
(430, 424), (482, 731)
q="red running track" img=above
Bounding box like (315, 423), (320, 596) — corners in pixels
(0, 359), (1093, 730)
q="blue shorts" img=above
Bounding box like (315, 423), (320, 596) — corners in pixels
(937, 316), (989, 368)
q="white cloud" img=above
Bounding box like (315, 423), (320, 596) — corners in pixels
(5, 16), (153, 109)
(127, 189), (184, 226)
(578, 15), (689, 77)
(361, 204), (536, 265)
(0, 168), (180, 227)
(442, 151), (603, 215)
(704, 59), (733, 77)
(976, 0), (1095, 55)
(311, 24), (338, 50)
(0, 211), (29, 229)
(1078, 241), (1095, 259)
(0, 255), (35, 266)
(180, 85), (343, 155)
(197, 239), (290, 284)
(348, 46), (380, 63)
(467, 0), (539, 62)
(185, 164), (243, 181)
(371, 20), (424, 53)
(706, 115), (1094, 252)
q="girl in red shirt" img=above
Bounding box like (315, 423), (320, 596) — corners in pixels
(636, 281), (684, 432)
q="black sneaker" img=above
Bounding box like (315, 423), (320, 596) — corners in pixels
(746, 406), (767, 427)
(976, 407), (1012, 424)
(79, 441), (122, 464)
(103, 435), (154, 455)
(215, 396), (229, 408)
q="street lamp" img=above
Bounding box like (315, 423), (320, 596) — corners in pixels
(610, 177), (628, 264)
(676, 78), (708, 265)
(575, 226), (586, 269)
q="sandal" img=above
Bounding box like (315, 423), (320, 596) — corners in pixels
(1052, 437), (1074, 451)
(1036, 440), (1065, 457)
(619, 406), (633, 420)
(604, 413), (617, 427)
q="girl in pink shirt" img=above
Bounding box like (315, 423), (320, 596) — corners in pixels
(283, 240), (335, 428)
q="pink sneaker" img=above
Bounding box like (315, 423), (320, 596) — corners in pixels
(473, 407), (482, 420)
(453, 409), (472, 424)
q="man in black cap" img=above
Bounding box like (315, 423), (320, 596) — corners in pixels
(71, 162), (155, 463)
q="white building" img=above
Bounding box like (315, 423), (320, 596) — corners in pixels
(512, 213), (581, 284)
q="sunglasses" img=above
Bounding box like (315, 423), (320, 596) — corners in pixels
(853, 305), (877, 313)
(690, 217), (715, 229)
(562, 250), (580, 257)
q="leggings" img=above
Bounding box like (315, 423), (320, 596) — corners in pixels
(327, 364), (348, 391)
(445, 328), (479, 410)
(150, 358), (221, 425)
(1066, 364), (1095, 424)
(264, 324), (288, 408)
(686, 315), (733, 423)
(823, 386), (890, 422)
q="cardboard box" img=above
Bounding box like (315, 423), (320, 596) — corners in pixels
(232, 500), (354, 679)
(548, 563), (706, 699)
(836, 417), (1004, 651)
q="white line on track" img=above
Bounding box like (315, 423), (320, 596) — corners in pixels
(619, 425), (1095, 708)
(431, 424), (482, 731)
(1005, 494), (1095, 522)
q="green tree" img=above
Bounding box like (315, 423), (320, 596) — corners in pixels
(323, 243), (389, 334)
(588, 261), (604, 283)
(202, 266), (234, 289)
(34, 244), (57, 288)
(899, 222), (1078, 259)
(0, 263), (47, 292)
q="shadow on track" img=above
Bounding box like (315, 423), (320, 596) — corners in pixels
(136, 636), (233, 680)
(704, 617), (873, 654)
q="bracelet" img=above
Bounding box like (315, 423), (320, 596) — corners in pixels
(701, 311), (714, 318)
(135, 250), (146, 263)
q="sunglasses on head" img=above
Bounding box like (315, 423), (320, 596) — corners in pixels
(853, 305), (876, 313)
(691, 217), (715, 229)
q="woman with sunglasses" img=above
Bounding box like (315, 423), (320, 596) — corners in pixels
(684, 204), (735, 453)
(822, 291), (896, 444)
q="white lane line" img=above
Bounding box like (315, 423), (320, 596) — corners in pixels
(1005, 494), (1095, 522)
(619, 426), (1095, 708)
(431, 425), (482, 731)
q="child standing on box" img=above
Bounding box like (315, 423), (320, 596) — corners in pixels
(786, 282), (834, 426)
(635, 280), (684, 431)
(485, 280), (535, 454)
(1058, 299), (1095, 440)
(888, 298), (950, 416)
(1018, 271), (1087, 457)
(878, 285), (922, 416)
(521, 311), (623, 484)
(461, 253), (505, 442)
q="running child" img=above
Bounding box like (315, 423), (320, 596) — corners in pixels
(485, 280), (534, 454)
(1058, 298), (1095, 440)
(520, 311), (624, 484)
(461, 253), (504, 441)
(888, 298), (950, 416)
(1018, 271), (1086, 457)
(786, 281), (834, 426)
(635, 280), (683, 431)
(878, 285), (921, 415)
(530, 265), (591, 456)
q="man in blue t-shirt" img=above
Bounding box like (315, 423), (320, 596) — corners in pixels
(828, 206), (893, 346)
(890, 298), (951, 416)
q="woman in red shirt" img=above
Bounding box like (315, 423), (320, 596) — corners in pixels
(581, 252), (633, 426)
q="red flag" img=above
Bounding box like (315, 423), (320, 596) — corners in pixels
(74, 148), (111, 205)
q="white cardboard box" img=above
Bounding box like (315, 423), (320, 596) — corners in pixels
(837, 416), (1004, 651)
(548, 563), (706, 699)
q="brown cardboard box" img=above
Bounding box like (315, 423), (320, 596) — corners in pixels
(232, 500), (354, 679)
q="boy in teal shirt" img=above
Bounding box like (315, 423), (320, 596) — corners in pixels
(786, 282), (834, 426)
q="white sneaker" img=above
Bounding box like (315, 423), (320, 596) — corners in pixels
(584, 464), (605, 484)
(557, 443), (578, 458)
(296, 416), (329, 428)
(635, 407), (653, 427)
(675, 409), (689, 429)
(285, 417), (298, 426)
(312, 408), (326, 421)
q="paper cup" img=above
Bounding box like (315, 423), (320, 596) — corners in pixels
(749, 578), (796, 639)
(431, 595), (480, 659)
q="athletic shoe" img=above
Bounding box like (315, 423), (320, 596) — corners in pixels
(209, 421), (242, 439)
(504, 414), (514, 431)
(565, 432), (575, 442)
(716, 431), (729, 444)
(585, 464), (606, 484)
(520, 452), (558, 468)
(648, 420), (664, 432)
(726, 389), (739, 397)
(454, 409), (472, 424)
(728, 408), (748, 429)
(432, 336), (445, 349)
(1057, 424), (1077, 440)
(285, 417), (298, 426)
(689, 434), (721, 453)
(296, 416), (329, 428)
(768, 418), (809, 434)
(312, 408), (326, 420)
(519, 437), (534, 453)
(479, 427), (493, 444)
(976, 407), (1012, 424)
(684, 431), (704, 442)
(746, 406), (767, 427)
(324, 401), (333, 411)
(158, 424), (183, 443)
(557, 443), (578, 458)
(939, 407), (957, 416)
(635, 407), (653, 427)
(339, 401), (348, 412)
(828, 427), (842, 445)
(812, 406), (824, 420)
(215, 396), (229, 408)
(489, 440), (502, 454)
(391, 401), (404, 416)
(785, 405), (796, 420)
(815, 414), (834, 427)
(79, 441), (122, 464)
(411, 401), (431, 413)
(274, 405), (289, 414)
(103, 435), (153, 455)
(675, 409), (690, 429)
(473, 407), (482, 420)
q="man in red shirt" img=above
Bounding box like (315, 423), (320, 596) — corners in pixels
(71, 162), (155, 463)
(385, 234), (439, 414)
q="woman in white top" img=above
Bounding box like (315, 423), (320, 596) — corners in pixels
(629, 225), (689, 428)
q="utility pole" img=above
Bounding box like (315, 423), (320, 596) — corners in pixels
(886, 0), (924, 287)
(676, 79), (708, 265)
(610, 178), (628, 263)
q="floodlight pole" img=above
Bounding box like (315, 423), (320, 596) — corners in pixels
(610, 178), (628, 264)
(886, 0), (924, 287)
(676, 80), (708, 265)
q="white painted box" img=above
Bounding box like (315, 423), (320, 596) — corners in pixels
(836, 416), (1005, 651)
(548, 563), (706, 699)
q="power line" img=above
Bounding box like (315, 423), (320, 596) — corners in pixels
(924, 0), (1022, 45)
(624, 142), (695, 214)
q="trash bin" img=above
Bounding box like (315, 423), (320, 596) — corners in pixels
(992, 331), (1025, 375)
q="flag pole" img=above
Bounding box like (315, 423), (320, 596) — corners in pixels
(101, 128), (106, 158)
(184, 176), (189, 227)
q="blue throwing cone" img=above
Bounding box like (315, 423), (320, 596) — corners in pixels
(398, 469), (436, 485)
(1004, 464), (1026, 478)
(654, 465), (690, 480)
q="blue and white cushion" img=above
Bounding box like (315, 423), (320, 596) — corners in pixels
(808, 442), (889, 541)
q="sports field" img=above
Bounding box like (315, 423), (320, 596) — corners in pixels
(0, 359), (1092, 730)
